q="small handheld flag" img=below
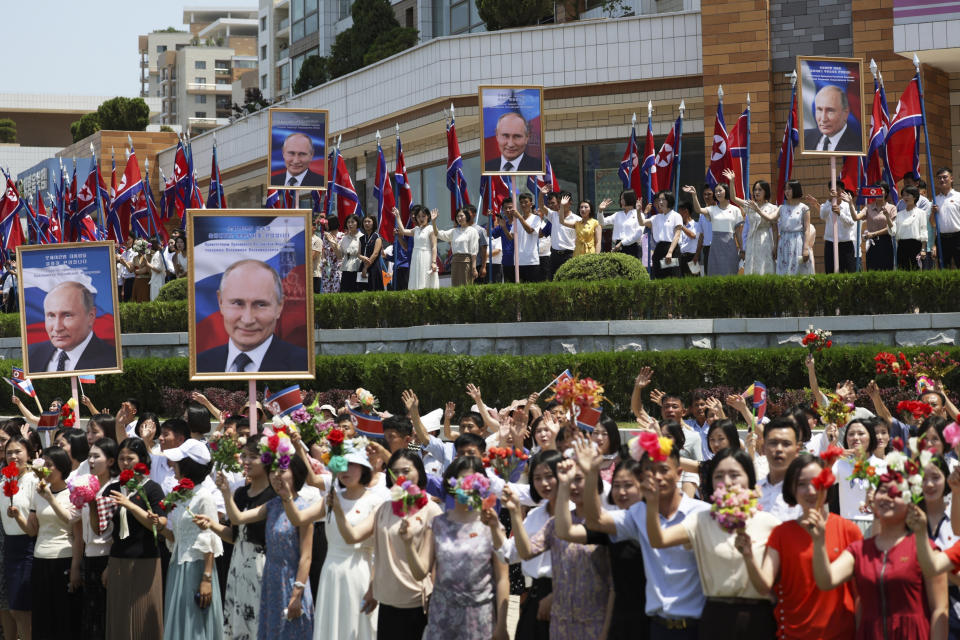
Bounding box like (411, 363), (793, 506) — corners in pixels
(348, 408), (384, 439)
(264, 385), (304, 417)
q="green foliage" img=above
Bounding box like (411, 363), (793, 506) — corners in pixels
(156, 278), (187, 302)
(3, 345), (957, 418)
(327, 0), (418, 79)
(96, 97), (150, 131)
(159, 125), (175, 133)
(0, 271), (959, 335)
(293, 55), (329, 95)
(0, 118), (16, 143)
(475, 0), (552, 30)
(70, 112), (101, 143)
(157, 27), (185, 33)
(553, 253), (649, 282)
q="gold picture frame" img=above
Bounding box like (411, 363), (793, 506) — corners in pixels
(16, 241), (123, 378)
(478, 85), (546, 176)
(267, 107), (329, 190)
(797, 56), (867, 157)
(187, 209), (315, 381)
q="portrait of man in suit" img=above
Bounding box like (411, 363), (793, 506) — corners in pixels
(803, 85), (863, 153)
(27, 281), (116, 373)
(269, 132), (325, 187)
(484, 112), (543, 173)
(195, 259), (308, 373)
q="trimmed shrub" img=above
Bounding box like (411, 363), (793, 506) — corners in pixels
(553, 253), (649, 282)
(157, 278), (187, 301)
(3, 346), (956, 419)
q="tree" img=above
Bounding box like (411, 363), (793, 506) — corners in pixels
(97, 97), (150, 131)
(475, 0), (552, 30)
(70, 112), (101, 143)
(159, 125), (175, 132)
(326, 0), (418, 80)
(293, 55), (329, 95)
(0, 118), (15, 143)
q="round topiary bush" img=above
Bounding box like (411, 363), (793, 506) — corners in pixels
(156, 277), (187, 301)
(553, 252), (649, 282)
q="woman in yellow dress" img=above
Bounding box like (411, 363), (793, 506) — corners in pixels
(556, 195), (602, 255)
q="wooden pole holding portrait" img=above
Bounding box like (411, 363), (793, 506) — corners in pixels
(796, 56), (867, 275)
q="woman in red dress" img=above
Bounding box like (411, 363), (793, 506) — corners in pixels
(807, 471), (948, 639)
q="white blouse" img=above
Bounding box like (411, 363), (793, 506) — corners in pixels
(0, 471), (37, 535)
(80, 476), (116, 557)
(437, 226), (479, 256)
(339, 232), (361, 272)
(708, 205), (743, 234)
(896, 206), (928, 242)
(166, 487), (223, 565)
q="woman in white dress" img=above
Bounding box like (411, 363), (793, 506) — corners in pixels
(148, 241), (166, 301)
(684, 182), (743, 276)
(395, 206), (439, 290)
(723, 169), (778, 275)
(335, 215), (362, 293)
(281, 445), (387, 640)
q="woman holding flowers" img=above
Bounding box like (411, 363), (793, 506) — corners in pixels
(103, 438), (166, 640)
(157, 439), (223, 640)
(832, 419), (885, 533)
(72, 437), (119, 640)
(915, 456), (960, 637)
(809, 471), (948, 639)
(737, 453), (861, 640)
(646, 447), (779, 637)
(216, 455), (314, 640)
(400, 456), (510, 640)
(1, 434), (38, 640)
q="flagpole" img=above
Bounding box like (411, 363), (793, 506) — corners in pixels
(745, 93), (751, 200)
(675, 100), (685, 198)
(90, 143), (103, 238)
(143, 157), (156, 238)
(512, 177), (520, 284)
(914, 54), (943, 269)
(646, 101), (653, 267)
(487, 176), (493, 284)
(831, 156), (839, 273)
(393, 124), (400, 292)
(856, 157), (864, 271)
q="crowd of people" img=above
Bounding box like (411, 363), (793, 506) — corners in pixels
(115, 230), (189, 303)
(310, 165), (960, 291)
(2, 354), (960, 639)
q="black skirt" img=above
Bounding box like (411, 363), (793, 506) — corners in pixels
(33, 555), (80, 637)
(698, 598), (775, 640)
(3, 533), (34, 610)
(515, 577), (551, 640)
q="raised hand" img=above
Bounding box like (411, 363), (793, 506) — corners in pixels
(501, 485), (521, 513)
(726, 393), (748, 414)
(270, 472), (292, 499)
(430, 209), (439, 221)
(905, 504), (927, 534)
(215, 471), (230, 493)
(948, 467), (960, 493)
(443, 402), (456, 422)
(649, 388), (665, 406)
(556, 458), (576, 485)
(465, 383), (482, 403)
(734, 530), (753, 557)
(560, 195), (572, 206)
(193, 513), (215, 530)
(721, 169), (736, 182)
(800, 507), (826, 541)
(401, 389), (419, 414)
(599, 198), (614, 210)
(865, 380), (880, 397)
(634, 366), (654, 389)
(572, 437), (600, 473)
(682, 185), (696, 194)
(109, 490), (133, 510)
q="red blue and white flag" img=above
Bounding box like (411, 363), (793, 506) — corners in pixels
(640, 115), (657, 204)
(9, 367), (36, 397)
(264, 385), (303, 417)
(479, 174), (512, 217)
(395, 133), (413, 227)
(618, 120), (642, 197)
(654, 116), (682, 194)
(705, 99), (732, 190)
(206, 143), (227, 209)
(322, 150), (362, 227)
(78, 373), (96, 384)
(527, 154), (561, 197)
(727, 108), (750, 200)
(73, 165), (101, 242)
(743, 381), (767, 423)
(0, 178), (28, 254)
(776, 83), (799, 204)
(374, 136), (397, 242)
(886, 73), (923, 183)
(446, 113), (470, 221)
(575, 405), (602, 432)
(348, 408), (385, 439)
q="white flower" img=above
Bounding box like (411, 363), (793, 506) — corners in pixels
(908, 474), (923, 487)
(919, 450), (933, 468)
(31, 459), (45, 471)
(389, 485), (405, 501)
(237, 437), (247, 446)
(884, 451), (906, 471)
(272, 416), (285, 428)
(909, 437), (919, 453)
(911, 483), (924, 497)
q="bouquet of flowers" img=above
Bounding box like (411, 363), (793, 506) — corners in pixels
(258, 416), (298, 472)
(629, 430), (674, 463)
(854, 438), (930, 504)
(709, 482), (761, 533)
(209, 432), (243, 473)
(874, 351), (912, 387)
(354, 388), (378, 413)
(158, 478), (195, 514)
(30, 458), (50, 492)
(916, 375), (937, 396)
(447, 472), (493, 511)
(912, 351), (958, 382)
(811, 468), (836, 509)
(801, 326), (833, 354)
(944, 422), (960, 455)
(289, 397), (336, 448)
(817, 392), (853, 427)
(59, 397), (78, 428)
(482, 447), (530, 480)
(119, 462), (158, 542)
(67, 474), (100, 510)
(551, 373), (605, 422)
(896, 400), (934, 421)
(132, 238), (149, 255)
(847, 449), (878, 484)
(390, 473), (430, 517)
(322, 428), (348, 474)
(2, 461), (19, 505)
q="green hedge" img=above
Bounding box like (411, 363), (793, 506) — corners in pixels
(553, 253), (649, 281)
(1, 270), (957, 336)
(3, 345), (957, 418)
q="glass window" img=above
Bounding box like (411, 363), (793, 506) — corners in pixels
(261, 45), (267, 60)
(339, 0), (352, 20)
(279, 64), (290, 89)
(197, 95), (207, 104)
(546, 144), (581, 201)
(261, 74), (268, 89)
(195, 111), (206, 118)
(583, 142), (622, 206)
(450, 1), (468, 33)
(306, 0), (317, 15)
(293, 0), (305, 20)
(260, 16), (267, 31)
(304, 12), (318, 35)
(292, 54), (305, 81)
(469, 0), (481, 30)
(195, 77), (206, 84)
(292, 20), (304, 41)
(195, 60), (206, 69)
(157, 45), (167, 53)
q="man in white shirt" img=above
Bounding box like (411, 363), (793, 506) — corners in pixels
(544, 191), (577, 274)
(931, 167), (960, 269)
(756, 418), (803, 522)
(511, 194), (542, 282)
(819, 185), (858, 273)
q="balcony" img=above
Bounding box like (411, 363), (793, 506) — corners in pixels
(187, 82), (233, 93)
(274, 0), (289, 7)
(188, 116), (230, 132)
(215, 67), (232, 75)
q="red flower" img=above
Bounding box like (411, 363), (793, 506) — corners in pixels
(134, 463), (150, 476)
(62, 417), (74, 428)
(267, 435), (280, 450)
(327, 429), (345, 446)
(61, 405), (71, 417)
(158, 500), (167, 511)
(891, 437), (904, 451)
(820, 445), (845, 466)
(178, 479), (195, 490)
(395, 475), (406, 486)
(414, 494), (428, 508)
(119, 469), (135, 484)
(825, 340), (833, 348)
(1, 462), (18, 479)
(3, 480), (18, 497)
(904, 460), (919, 476)
(811, 468), (835, 491)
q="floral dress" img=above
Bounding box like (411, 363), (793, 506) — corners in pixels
(743, 203), (777, 275)
(424, 514), (495, 640)
(320, 231), (344, 293)
(528, 516), (612, 640)
(258, 497), (314, 640)
(776, 202), (809, 275)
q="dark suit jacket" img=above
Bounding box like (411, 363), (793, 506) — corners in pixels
(804, 125), (863, 153)
(270, 169), (325, 187)
(27, 333), (117, 373)
(484, 154), (542, 173)
(195, 336), (309, 373)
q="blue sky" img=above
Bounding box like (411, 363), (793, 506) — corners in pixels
(0, 1), (253, 97)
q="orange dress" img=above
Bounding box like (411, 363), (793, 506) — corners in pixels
(573, 218), (599, 255)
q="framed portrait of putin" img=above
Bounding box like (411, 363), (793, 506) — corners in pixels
(16, 242), (123, 379)
(797, 56), (867, 157)
(478, 86), (546, 176)
(187, 209), (315, 381)
(267, 108), (328, 190)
